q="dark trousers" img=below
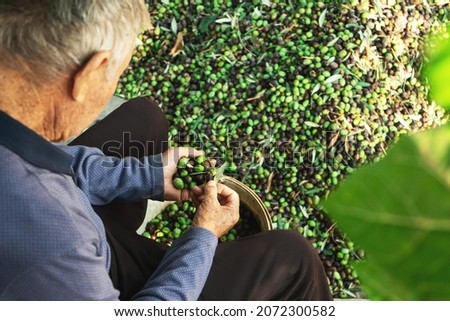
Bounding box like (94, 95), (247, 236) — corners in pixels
(70, 97), (332, 301)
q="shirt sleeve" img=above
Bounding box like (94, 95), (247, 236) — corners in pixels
(56, 144), (165, 205)
(133, 227), (218, 301)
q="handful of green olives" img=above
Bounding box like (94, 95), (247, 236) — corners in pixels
(172, 156), (219, 190)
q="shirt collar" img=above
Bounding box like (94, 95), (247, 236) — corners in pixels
(0, 111), (74, 176)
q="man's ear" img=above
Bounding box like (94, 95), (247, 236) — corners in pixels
(71, 51), (112, 102)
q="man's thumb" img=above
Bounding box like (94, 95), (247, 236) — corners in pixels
(203, 180), (218, 199)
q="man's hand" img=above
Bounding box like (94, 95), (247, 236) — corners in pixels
(190, 181), (240, 238)
(162, 147), (203, 201)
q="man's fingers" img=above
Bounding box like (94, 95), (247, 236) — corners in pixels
(203, 180), (218, 199)
(190, 186), (204, 206)
(216, 183), (239, 200)
(191, 182), (239, 207)
(178, 147), (204, 158)
(180, 188), (190, 201)
(190, 185), (203, 197)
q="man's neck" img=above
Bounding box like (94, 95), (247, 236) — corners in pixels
(0, 68), (64, 141)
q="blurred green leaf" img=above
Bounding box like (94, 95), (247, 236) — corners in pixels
(424, 25), (450, 111)
(323, 124), (450, 300)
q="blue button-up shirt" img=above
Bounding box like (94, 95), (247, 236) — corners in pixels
(0, 111), (218, 300)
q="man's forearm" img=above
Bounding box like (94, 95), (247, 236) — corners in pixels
(132, 227), (218, 301)
(56, 144), (165, 204)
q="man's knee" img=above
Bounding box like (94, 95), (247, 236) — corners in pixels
(257, 230), (322, 269)
(259, 230), (316, 251)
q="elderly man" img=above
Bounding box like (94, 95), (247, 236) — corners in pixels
(0, 0), (332, 300)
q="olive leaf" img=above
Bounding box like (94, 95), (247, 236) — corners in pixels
(327, 36), (340, 47)
(199, 15), (217, 33)
(311, 83), (321, 95)
(319, 9), (327, 28)
(325, 74), (342, 84)
(323, 124), (450, 300)
(171, 17), (178, 34)
(304, 121), (321, 128)
(214, 162), (228, 183)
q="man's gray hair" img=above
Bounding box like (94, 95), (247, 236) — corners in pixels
(0, 0), (150, 82)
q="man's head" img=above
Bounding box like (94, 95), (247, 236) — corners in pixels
(0, 0), (150, 141)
